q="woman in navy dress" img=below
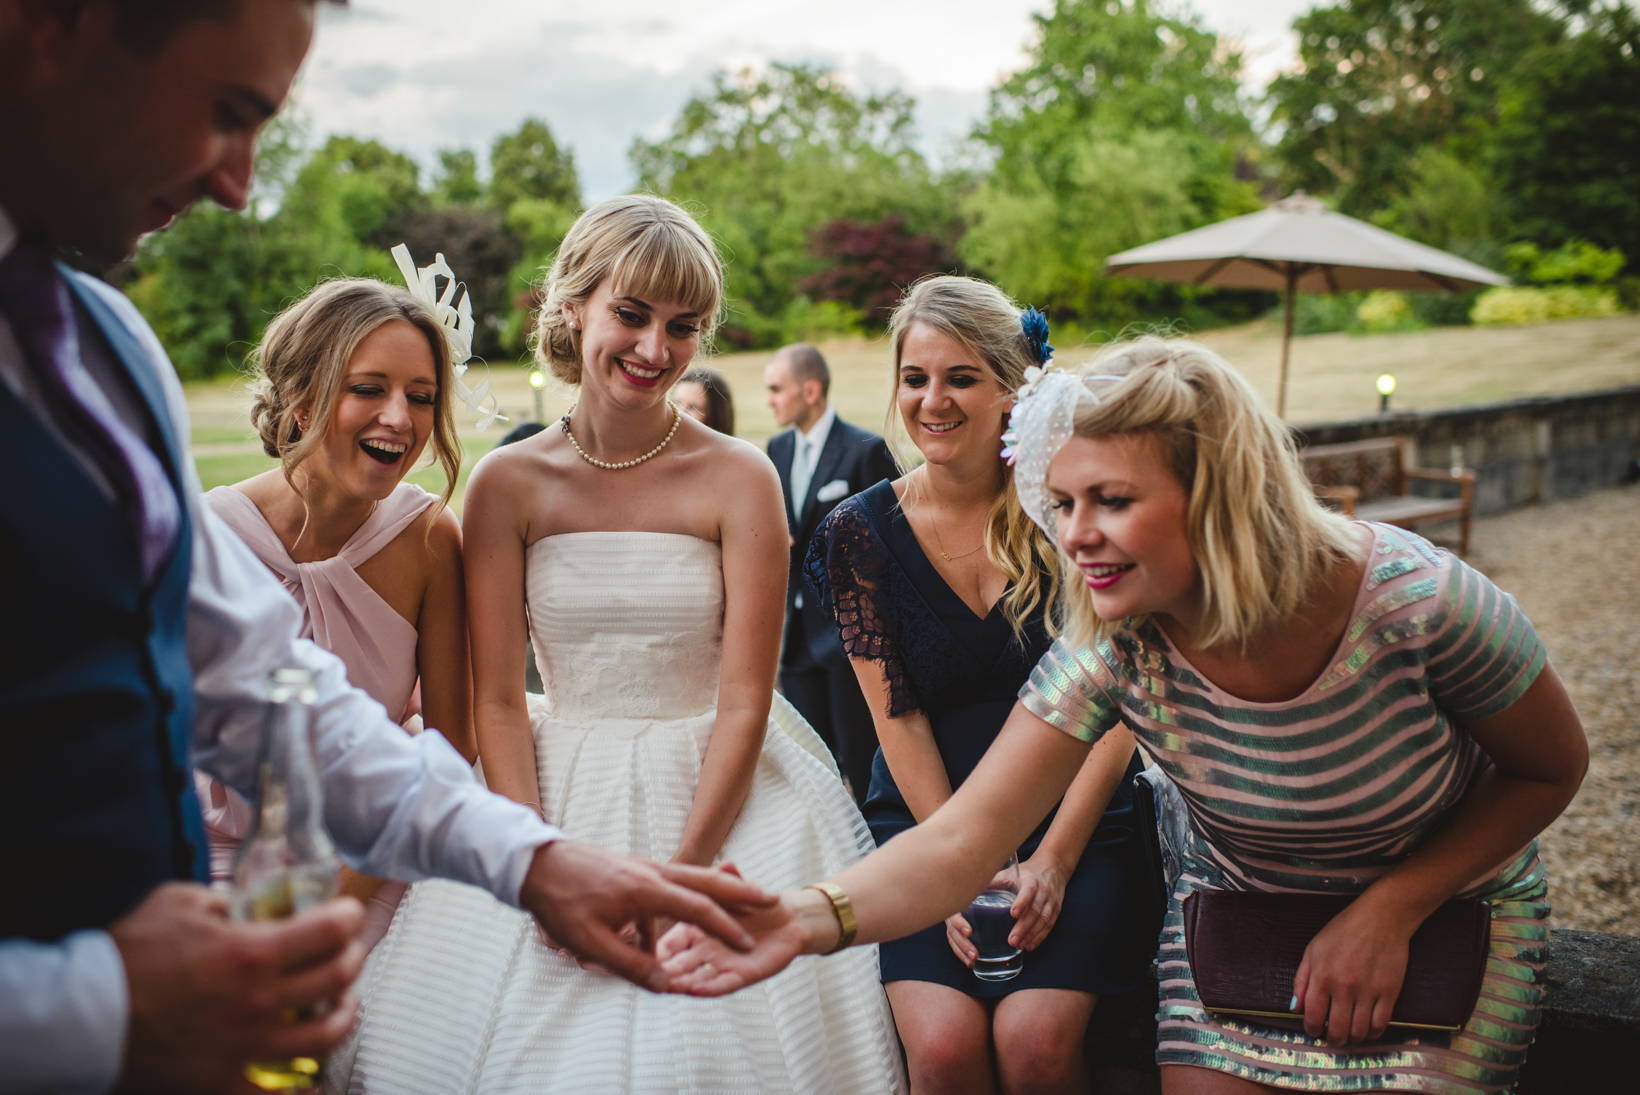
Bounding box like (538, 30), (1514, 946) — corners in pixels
(807, 276), (1149, 1094)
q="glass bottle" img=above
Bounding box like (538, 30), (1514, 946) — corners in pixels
(231, 664), (340, 1091)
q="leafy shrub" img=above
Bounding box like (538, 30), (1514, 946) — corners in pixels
(781, 298), (866, 343)
(801, 216), (956, 327)
(1293, 292), (1361, 335)
(1506, 240), (1627, 285)
(1356, 291), (1419, 332)
(1471, 287), (1549, 326)
(1409, 289), (1483, 327)
(1471, 285), (1620, 325)
(1544, 286), (1620, 318)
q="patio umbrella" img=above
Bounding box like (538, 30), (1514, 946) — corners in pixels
(1103, 192), (1508, 417)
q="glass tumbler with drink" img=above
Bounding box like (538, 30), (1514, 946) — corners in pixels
(231, 665), (341, 1091)
(962, 853), (1023, 982)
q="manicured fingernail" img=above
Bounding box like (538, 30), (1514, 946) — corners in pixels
(1289, 995), (1299, 1011)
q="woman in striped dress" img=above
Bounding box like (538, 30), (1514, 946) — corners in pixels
(658, 336), (1588, 1095)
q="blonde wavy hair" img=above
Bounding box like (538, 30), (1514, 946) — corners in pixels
(1055, 336), (1358, 651)
(886, 275), (1061, 642)
(248, 278), (461, 512)
(532, 195), (724, 386)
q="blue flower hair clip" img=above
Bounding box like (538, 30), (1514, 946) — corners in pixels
(1021, 306), (1053, 367)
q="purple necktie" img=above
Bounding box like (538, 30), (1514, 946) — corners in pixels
(0, 242), (180, 582)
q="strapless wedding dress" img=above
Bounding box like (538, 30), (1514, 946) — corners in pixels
(330, 533), (905, 1095)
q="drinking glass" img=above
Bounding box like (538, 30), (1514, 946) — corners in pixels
(963, 852), (1023, 982)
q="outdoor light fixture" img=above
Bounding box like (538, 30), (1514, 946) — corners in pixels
(529, 369), (546, 422)
(1377, 373), (1396, 413)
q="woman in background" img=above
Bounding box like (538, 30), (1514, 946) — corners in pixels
(194, 276), (474, 953)
(807, 276), (1148, 1095)
(674, 365), (735, 434)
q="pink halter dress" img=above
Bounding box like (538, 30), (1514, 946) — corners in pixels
(193, 482), (438, 952)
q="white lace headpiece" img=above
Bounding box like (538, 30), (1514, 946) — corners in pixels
(391, 244), (507, 430)
(1003, 364), (1125, 538)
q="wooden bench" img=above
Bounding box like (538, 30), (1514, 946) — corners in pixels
(1300, 437), (1477, 555)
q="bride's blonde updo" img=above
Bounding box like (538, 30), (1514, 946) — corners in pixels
(532, 195), (725, 386)
(247, 278), (462, 508)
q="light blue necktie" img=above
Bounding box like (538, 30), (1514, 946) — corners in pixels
(792, 435), (815, 515)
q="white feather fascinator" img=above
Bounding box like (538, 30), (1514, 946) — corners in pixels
(392, 243), (507, 430)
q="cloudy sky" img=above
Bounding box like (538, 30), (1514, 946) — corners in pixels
(296, 0), (1316, 201)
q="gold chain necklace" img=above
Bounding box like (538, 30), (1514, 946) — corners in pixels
(560, 402), (681, 470)
(931, 510), (985, 562)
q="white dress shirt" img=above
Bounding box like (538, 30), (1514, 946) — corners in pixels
(787, 405), (835, 520)
(787, 406), (835, 611)
(0, 207), (562, 1095)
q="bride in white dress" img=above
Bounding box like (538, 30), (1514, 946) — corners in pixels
(331, 195), (905, 1095)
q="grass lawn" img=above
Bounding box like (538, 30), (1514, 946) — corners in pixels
(183, 312), (1640, 509)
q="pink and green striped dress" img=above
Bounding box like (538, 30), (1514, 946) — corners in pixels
(1020, 524), (1551, 1093)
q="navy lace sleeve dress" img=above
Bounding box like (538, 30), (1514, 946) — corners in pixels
(805, 480), (1151, 998)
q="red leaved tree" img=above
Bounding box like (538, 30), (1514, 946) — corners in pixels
(801, 216), (957, 325)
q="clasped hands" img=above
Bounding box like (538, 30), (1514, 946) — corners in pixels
(111, 840), (777, 1094)
(656, 866), (1429, 1052)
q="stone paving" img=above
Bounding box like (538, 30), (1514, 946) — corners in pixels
(1464, 483), (1639, 936)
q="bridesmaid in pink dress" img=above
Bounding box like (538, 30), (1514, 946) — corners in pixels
(193, 276), (474, 952)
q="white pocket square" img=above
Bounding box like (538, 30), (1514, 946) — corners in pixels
(816, 479), (850, 503)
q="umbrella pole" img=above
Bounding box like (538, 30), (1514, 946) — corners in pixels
(1277, 267), (1296, 419)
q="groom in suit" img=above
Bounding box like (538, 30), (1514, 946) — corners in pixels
(0, 3), (767, 1091)
(765, 343), (897, 803)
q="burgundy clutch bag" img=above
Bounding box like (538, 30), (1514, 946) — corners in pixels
(1182, 891), (1491, 1032)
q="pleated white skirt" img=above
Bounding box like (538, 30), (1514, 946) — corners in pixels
(328, 694), (906, 1095)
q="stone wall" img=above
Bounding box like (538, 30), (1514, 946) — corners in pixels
(1292, 385), (1640, 516)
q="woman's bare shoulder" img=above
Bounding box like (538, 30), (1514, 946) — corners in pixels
(685, 423), (777, 482)
(468, 428), (577, 503)
(228, 468), (286, 506)
(419, 501), (463, 550)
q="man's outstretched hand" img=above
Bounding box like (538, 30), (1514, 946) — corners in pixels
(518, 841), (778, 991)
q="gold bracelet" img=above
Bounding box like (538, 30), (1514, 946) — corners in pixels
(520, 801), (548, 823)
(805, 881), (857, 954)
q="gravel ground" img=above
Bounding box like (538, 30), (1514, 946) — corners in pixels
(1460, 484), (1640, 936)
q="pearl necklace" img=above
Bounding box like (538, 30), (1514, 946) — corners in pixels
(560, 402), (681, 470)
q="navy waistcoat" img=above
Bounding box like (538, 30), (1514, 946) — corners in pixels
(0, 268), (205, 942)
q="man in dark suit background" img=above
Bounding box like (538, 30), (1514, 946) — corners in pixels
(764, 343), (897, 802)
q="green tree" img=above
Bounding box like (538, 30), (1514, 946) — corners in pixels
(497, 196), (581, 355)
(978, 0), (1250, 185)
(632, 62), (959, 345)
(961, 0), (1261, 328)
(1491, 3), (1640, 268)
(489, 119), (580, 214)
(1267, 0), (1560, 215)
(127, 131), (429, 377)
(1370, 146), (1495, 252)
(125, 206), (266, 378)
(473, 119), (584, 357)
(963, 131), (1200, 320)
(285, 136), (425, 245)
(434, 149), (483, 207)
